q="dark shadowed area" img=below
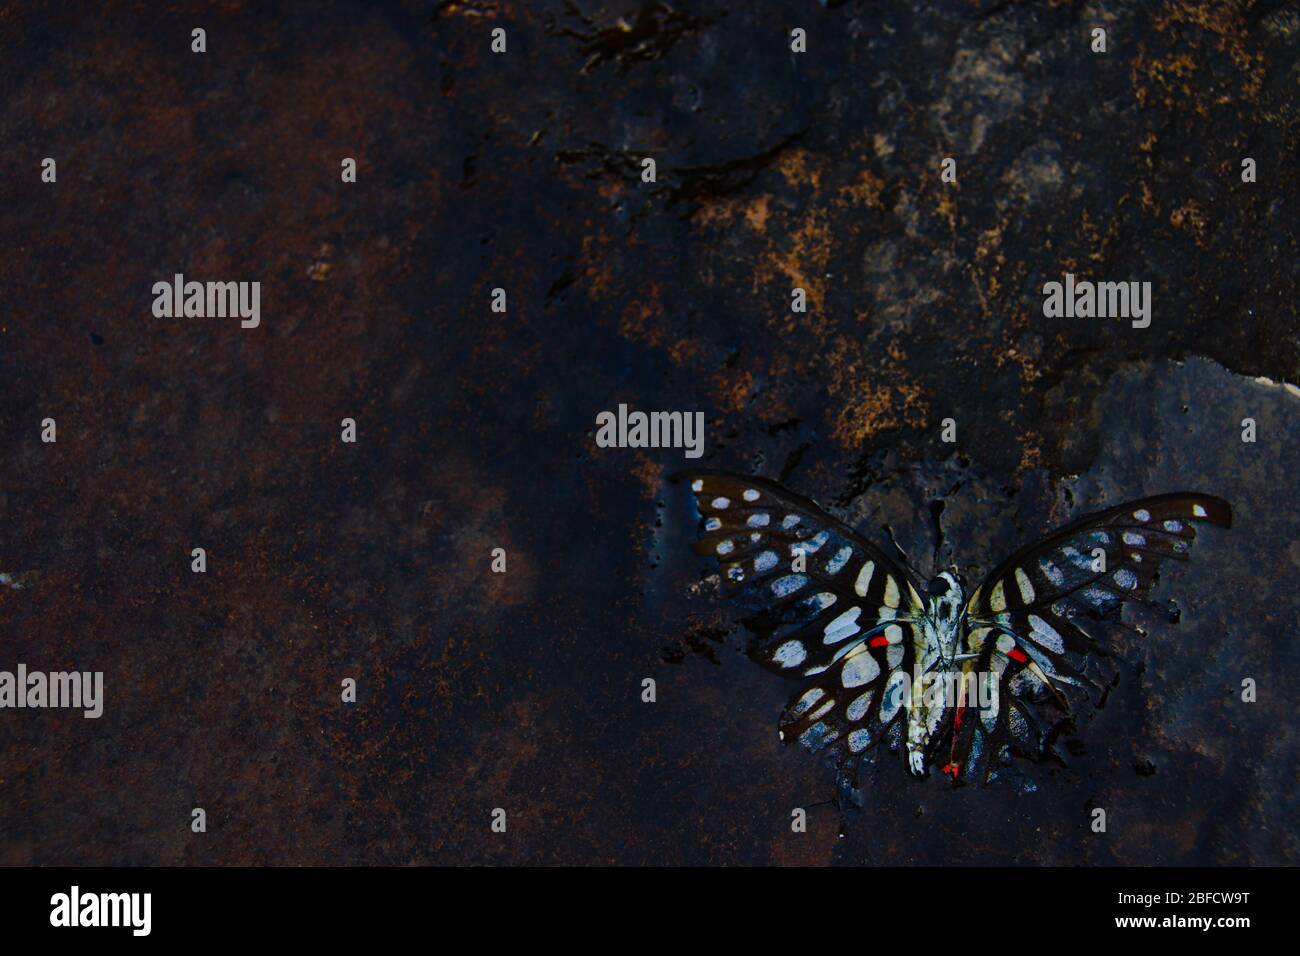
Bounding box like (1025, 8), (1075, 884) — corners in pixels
(0, 0), (1296, 864)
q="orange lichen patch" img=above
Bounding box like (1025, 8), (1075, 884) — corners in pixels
(692, 192), (770, 234)
(839, 167), (887, 211)
(1140, 180), (1160, 215)
(745, 194), (771, 232)
(617, 290), (707, 370)
(435, 0), (501, 17)
(1002, 339), (1045, 386)
(711, 367), (754, 413)
(776, 147), (822, 190)
(302, 241), (337, 284)
(762, 211), (835, 317)
(692, 197), (745, 230)
(1013, 428), (1046, 479)
(1170, 199), (1210, 247)
(1153, 0), (1266, 101)
(936, 187), (959, 232)
(595, 179), (625, 202)
(1131, 50), (1199, 110)
(666, 337), (708, 368)
(816, 335), (930, 447)
(974, 221), (1004, 264)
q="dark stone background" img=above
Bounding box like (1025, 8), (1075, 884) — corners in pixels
(0, 0), (1296, 864)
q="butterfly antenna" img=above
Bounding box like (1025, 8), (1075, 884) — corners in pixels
(883, 523), (910, 566)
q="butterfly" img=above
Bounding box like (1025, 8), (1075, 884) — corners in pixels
(678, 470), (1232, 786)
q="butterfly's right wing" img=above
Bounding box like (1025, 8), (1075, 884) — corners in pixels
(679, 471), (926, 761)
(946, 493), (1233, 783)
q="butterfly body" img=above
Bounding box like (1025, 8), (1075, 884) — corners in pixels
(903, 572), (967, 775)
(678, 470), (1232, 786)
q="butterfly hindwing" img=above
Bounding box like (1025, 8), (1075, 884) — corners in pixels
(777, 622), (918, 762)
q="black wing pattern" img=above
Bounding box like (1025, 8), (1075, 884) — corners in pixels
(679, 471), (925, 769)
(948, 493), (1232, 783)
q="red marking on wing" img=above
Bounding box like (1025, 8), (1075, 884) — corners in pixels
(1007, 648), (1028, 663)
(868, 636), (889, 648)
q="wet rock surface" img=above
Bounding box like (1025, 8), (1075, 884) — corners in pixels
(0, 2), (1297, 863)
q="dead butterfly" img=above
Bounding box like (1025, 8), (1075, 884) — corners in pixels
(678, 471), (1231, 786)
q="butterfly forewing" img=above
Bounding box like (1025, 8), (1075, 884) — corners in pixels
(682, 471), (925, 680)
(950, 493), (1232, 781)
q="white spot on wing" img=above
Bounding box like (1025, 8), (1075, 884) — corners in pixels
(1015, 567), (1035, 604)
(823, 607), (863, 644)
(789, 687), (823, 716)
(801, 531), (829, 553)
(754, 551), (778, 572)
(1163, 519), (1183, 532)
(808, 698), (835, 721)
(825, 545), (852, 575)
(841, 648), (881, 688)
(798, 722), (837, 750)
(883, 576), (900, 608)
(1114, 568), (1138, 590)
(691, 479), (703, 492)
(846, 692), (872, 722)
(1039, 557), (1065, 586)
(990, 580), (1007, 612)
(711, 497), (730, 510)
(1192, 504), (1207, 518)
(854, 560), (875, 597)
(716, 539), (733, 555)
(747, 512), (770, 528)
(1027, 615), (1064, 653)
(773, 640), (807, 668)
(1133, 508), (1150, 522)
(1122, 531), (1144, 546)
(703, 517), (721, 531)
(802, 591), (837, 613)
(743, 488), (760, 502)
(771, 574), (808, 598)
(847, 729), (873, 753)
(781, 514), (800, 529)
(880, 671), (909, 722)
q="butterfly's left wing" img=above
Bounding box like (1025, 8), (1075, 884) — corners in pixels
(678, 471), (928, 772)
(947, 493), (1232, 783)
